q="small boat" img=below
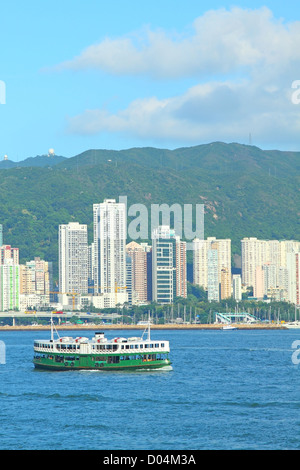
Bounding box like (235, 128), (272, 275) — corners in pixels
(284, 322), (300, 329)
(222, 324), (237, 331)
(33, 319), (171, 371)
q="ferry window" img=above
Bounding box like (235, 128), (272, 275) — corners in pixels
(108, 356), (120, 364)
(126, 345), (129, 350)
(161, 343), (165, 347)
(135, 345), (139, 349)
(140, 344), (143, 349)
(155, 344), (159, 348)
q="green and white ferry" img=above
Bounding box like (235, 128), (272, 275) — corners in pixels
(33, 321), (171, 371)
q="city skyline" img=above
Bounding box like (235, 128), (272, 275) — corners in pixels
(0, 209), (299, 310)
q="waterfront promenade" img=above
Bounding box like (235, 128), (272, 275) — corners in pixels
(0, 323), (286, 331)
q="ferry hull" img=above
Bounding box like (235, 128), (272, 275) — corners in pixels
(33, 356), (171, 371)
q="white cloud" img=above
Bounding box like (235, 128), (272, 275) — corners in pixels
(67, 79), (299, 146)
(62, 7), (300, 147)
(58, 7), (300, 79)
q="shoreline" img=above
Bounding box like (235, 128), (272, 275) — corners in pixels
(0, 323), (287, 331)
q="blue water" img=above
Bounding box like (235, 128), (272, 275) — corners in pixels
(0, 328), (299, 450)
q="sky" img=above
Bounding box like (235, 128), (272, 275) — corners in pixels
(1, 0), (300, 161)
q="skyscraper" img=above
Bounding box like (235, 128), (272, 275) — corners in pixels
(93, 199), (127, 304)
(126, 241), (148, 304)
(59, 222), (88, 297)
(287, 251), (300, 306)
(220, 267), (231, 300)
(176, 238), (187, 299)
(152, 226), (177, 304)
(241, 238), (300, 295)
(232, 274), (242, 301)
(193, 237), (231, 290)
(207, 249), (219, 302)
(152, 226), (187, 304)
(0, 259), (20, 311)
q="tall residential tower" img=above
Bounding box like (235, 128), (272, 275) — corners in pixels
(93, 199), (127, 305)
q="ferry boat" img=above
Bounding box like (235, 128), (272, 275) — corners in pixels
(33, 321), (171, 371)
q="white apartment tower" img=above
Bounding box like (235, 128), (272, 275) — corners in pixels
(193, 237), (231, 290)
(232, 274), (242, 301)
(287, 251), (300, 306)
(59, 222), (88, 295)
(207, 249), (219, 302)
(242, 238), (300, 302)
(93, 199), (127, 303)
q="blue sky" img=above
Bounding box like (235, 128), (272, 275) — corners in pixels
(1, 0), (300, 161)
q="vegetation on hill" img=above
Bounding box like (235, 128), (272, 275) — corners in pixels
(0, 142), (298, 278)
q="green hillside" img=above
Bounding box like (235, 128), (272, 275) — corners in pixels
(0, 142), (299, 277)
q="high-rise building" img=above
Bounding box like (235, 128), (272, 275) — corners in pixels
(241, 238), (300, 298)
(126, 241), (148, 304)
(176, 238), (187, 299)
(193, 237), (231, 290)
(93, 199), (127, 305)
(0, 259), (20, 311)
(192, 238), (207, 289)
(254, 266), (264, 299)
(152, 226), (186, 304)
(152, 226), (176, 304)
(232, 274), (242, 301)
(20, 257), (52, 296)
(287, 251), (300, 305)
(125, 255), (133, 305)
(241, 238), (268, 288)
(220, 267), (231, 300)
(207, 249), (219, 302)
(59, 222), (88, 297)
(0, 245), (19, 265)
(141, 243), (153, 302)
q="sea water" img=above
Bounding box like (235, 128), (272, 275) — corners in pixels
(0, 328), (299, 450)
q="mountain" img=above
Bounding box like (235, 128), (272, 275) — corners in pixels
(0, 142), (299, 277)
(0, 154), (66, 169)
